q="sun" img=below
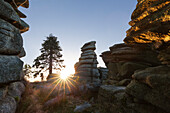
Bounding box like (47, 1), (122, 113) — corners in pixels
(60, 73), (69, 80)
(59, 68), (74, 81)
(44, 67), (77, 100)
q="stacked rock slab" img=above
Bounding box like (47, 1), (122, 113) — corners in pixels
(123, 0), (170, 112)
(0, 0), (29, 113)
(101, 43), (160, 84)
(98, 0), (170, 113)
(124, 0), (170, 65)
(74, 41), (100, 84)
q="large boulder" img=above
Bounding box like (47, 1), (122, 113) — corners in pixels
(8, 82), (25, 102)
(98, 85), (125, 99)
(123, 0), (170, 65)
(0, 96), (17, 113)
(0, 86), (8, 100)
(0, 18), (23, 55)
(124, 66), (170, 113)
(0, 0), (29, 33)
(126, 80), (170, 113)
(118, 62), (149, 80)
(101, 43), (161, 66)
(0, 56), (23, 84)
(124, 0), (170, 44)
(0, 0), (29, 113)
(100, 43), (160, 82)
(98, 85), (129, 113)
(101, 61), (150, 81)
(132, 65), (170, 88)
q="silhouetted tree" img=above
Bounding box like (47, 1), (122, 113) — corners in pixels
(33, 34), (65, 75)
(23, 64), (32, 78)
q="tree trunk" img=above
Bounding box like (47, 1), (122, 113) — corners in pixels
(49, 48), (53, 75)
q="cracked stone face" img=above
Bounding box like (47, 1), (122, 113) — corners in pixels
(0, 56), (23, 84)
(0, 0), (29, 83)
(0, 0), (29, 55)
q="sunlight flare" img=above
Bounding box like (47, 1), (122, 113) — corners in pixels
(44, 68), (77, 100)
(60, 68), (74, 80)
(60, 73), (69, 80)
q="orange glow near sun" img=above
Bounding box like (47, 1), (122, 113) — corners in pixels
(45, 68), (77, 100)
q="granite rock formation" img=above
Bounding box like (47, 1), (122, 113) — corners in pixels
(74, 41), (100, 84)
(98, 67), (108, 82)
(101, 43), (160, 84)
(124, 0), (170, 44)
(0, 0), (29, 113)
(99, 0), (170, 113)
(124, 0), (170, 65)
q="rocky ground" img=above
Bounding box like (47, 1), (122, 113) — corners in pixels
(15, 81), (103, 113)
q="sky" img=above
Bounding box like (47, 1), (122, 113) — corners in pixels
(20, 0), (137, 74)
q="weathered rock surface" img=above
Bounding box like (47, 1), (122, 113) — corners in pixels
(158, 43), (170, 65)
(126, 80), (170, 113)
(0, 18), (23, 55)
(8, 82), (25, 102)
(101, 43), (160, 66)
(0, 96), (17, 113)
(99, 85), (125, 98)
(81, 41), (96, 51)
(0, 0), (29, 112)
(98, 83), (169, 113)
(18, 47), (26, 58)
(75, 41), (100, 84)
(0, 86), (8, 100)
(98, 67), (108, 81)
(0, 0), (29, 33)
(0, 83), (25, 112)
(0, 82), (25, 112)
(124, 65), (170, 113)
(124, 0), (170, 44)
(98, 85), (128, 113)
(116, 79), (131, 86)
(98, 1), (170, 113)
(132, 65), (170, 87)
(124, 0), (170, 65)
(101, 43), (160, 82)
(74, 102), (92, 113)
(0, 56), (23, 84)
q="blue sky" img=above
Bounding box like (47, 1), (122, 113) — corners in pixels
(20, 0), (137, 73)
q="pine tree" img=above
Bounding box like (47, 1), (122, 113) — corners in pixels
(33, 34), (64, 75)
(23, 64), (32, 78)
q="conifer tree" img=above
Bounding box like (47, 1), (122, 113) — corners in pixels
(33, 34), (64, 75)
